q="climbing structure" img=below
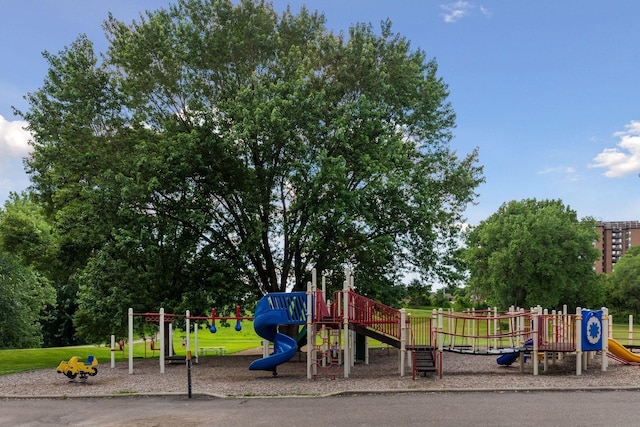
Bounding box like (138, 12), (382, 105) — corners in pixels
(250, 268), (416, 379)
(250, 269), (609, 380)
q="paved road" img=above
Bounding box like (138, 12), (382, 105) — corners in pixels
(1, 391), (637, 426)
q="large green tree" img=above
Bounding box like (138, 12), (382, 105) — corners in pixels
(610, 246), (640, 315)
(17, 0), (482, 340)
(463, 199), (601, 310)
(0, 196), (56, 348)
(0, 193), (78, 345)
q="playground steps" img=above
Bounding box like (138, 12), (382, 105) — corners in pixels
(411, 345), (436, 377)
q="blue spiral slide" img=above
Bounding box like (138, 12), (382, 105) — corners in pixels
(496, 352), (519, 366)
(249, 292), (307, 375)
(496, 338), (533, 366)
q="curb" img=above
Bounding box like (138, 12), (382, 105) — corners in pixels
(5, 386), (640, 400)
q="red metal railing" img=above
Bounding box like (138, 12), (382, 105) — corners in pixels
(347, 290), (402, 340)
(538, 312), (576, 352)
(312, 290), (338, 323)
(408, 315), (432, 347)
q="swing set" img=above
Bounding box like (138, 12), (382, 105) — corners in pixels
(126, 305), (253, 374)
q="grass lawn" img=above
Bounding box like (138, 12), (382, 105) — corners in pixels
(0, 320), (262, 376)
(4, 315), (640, 376)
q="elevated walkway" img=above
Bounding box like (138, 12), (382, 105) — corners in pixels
(251, 274), (600, 380)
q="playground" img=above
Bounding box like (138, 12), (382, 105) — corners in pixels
(121, 269), (629, 383)
(1, 344), (637, 398)
(4, 268), (640, 398)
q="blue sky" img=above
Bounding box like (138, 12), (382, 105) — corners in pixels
(1, 1), (639, 226)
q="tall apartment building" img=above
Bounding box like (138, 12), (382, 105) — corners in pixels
(595, 221), (640, 274)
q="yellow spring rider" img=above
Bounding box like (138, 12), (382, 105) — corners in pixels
(56, 355), (98, 380)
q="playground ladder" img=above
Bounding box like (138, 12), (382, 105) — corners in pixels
(411, 345), (437, 379)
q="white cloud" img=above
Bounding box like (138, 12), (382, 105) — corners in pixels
(0, 115), (31, 161)
(537, 167), (556, 175)
(441, 1), (473, 23)
(537, 165), (581, 181)
(440, 2), (490, 23)
(590, 120), (640, 177)
(479, 6), (492, 17)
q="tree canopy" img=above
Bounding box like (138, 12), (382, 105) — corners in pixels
(610, 246), (640, 315)
(16, 0), (482, 342)
(0, 195), (56, 348)
(463, 198), (601, 310)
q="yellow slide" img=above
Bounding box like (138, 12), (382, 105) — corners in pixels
(608, 338), (640, 364)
